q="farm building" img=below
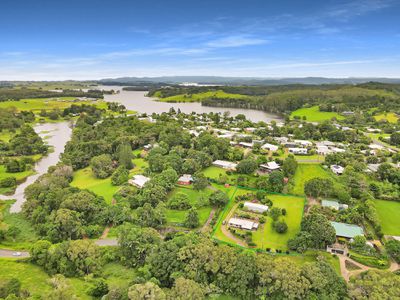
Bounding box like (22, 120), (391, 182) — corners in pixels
(129, 175), (150, 189)
(243, 202), (269, 213)
(322, 200), (348, 211)
(213, 160), (238, 169)
(331, 221), (364, 239)
(177, 174), (193, 185)
(228, 218), (259, 230)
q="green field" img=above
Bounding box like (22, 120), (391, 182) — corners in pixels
(71, 158), (148, 204)
(374, 112), (399, 123)
(0, 97), (108, 112)
(374, 200), (400, 235)
(290, 106), (345, 122)
(0, 200), (39, 250)
(157, 90), (250, 103)
(203, 166), (256, 186)
(213, 188), (304, 251)
(291, 164), (333, 195)
(165, 186), (213, 227)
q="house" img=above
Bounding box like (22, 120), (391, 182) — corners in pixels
(327, 243), (348, 256)
(367, 164), (381, 173)
(322, 200), (348, 211)
(330, 221), (364, 239)
(288, 147), (308, 155)
(331, 147), (346, 153)
(260, 161), (281, 172)
(317, 141), (336, 147)
(261, 143), (279, 152)
(129, 175), (150, 189)
(342, 111), (354, 116)
(330, 165), (344, 175)
(239, 142), (253, 148)
(213, 160), (238, 170)
(228, 218), (259, 230)
(178, 174), (193, 185)
(294, 139), (313, 147)
(143, 144), (153, 151)
(244, 127), (257, 133)
(317, 145), (331, 155)
(369, 143), (385, 151)
(243, 202), (269, 213)
(274, 137), (289, 144)
(188, 130), (200, 137)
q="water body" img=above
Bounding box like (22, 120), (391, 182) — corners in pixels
(99, 86), (282, 123)
(0, 122), (72, 213)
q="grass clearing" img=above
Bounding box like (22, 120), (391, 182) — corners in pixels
(291, 164), (333, 195)
(290, 106), (345, 122)
(157, 90), (250, 103)
(374, 112), (399, 123)
(373, 199), (400, 235)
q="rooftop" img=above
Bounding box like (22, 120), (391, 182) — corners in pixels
(331, 221), (364, 239)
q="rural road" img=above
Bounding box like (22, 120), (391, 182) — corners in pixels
(0, 249), (30, 258)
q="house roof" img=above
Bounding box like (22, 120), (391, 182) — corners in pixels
(322, 200), (340, 210)
(130, 175), (150, 188)
(213, 160), (237, 169)
(331, 221), (364, 238)
(244, 202), (269, 212)
(261, 143), (279, 151)
(260, 161), (280, 170)
(228, 218), (258, 230)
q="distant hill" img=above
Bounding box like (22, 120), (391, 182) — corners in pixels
(98, 76), (400, 86)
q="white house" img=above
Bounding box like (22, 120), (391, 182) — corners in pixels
(239, 142), (253, 148)
(317, 145), (331, 155)
(129, 175), (150, 189)
(288, 148), (308, 155)
(322, 200), (348, 211)
(243, 202), (269, 213)
(261, 143), (279, 152)
(228, 218), (259, 230)
(213, 160), (238, 170)
(260, 161), (281, 172)
(294, 139), (313, 147)
(274, 137), (289, 144)
(330, 165), (345, 175)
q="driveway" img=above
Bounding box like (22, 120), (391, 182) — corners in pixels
(0, 249), (30, 258)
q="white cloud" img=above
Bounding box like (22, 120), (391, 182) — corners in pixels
(206, 35), (268, 48)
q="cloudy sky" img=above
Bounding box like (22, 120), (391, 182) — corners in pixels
(1, 0), (399, 80)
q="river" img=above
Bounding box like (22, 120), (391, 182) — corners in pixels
(99, 86), (282, 123)
(0, 122), (72, 213)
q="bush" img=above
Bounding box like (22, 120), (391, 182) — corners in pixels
(111, 166), (129, 185)
(273, 220), (288, 234)
(0, 177), (16, 188)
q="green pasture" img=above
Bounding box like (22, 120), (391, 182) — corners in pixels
(374, 112), (399, 123)
(374, 199), (400, 235)
(290, 106), (345, 122)
(157, 90), (250, 103)
(290, 163), (333, 195)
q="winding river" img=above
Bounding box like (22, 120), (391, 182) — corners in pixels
(99, 86), (282, 123)
(0, 122), (72, 213)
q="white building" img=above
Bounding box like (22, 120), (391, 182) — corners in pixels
(317, 145), (331, 155)
(129, 175), (150, 189)
(294, 139), (313, 147)
(261, 143), (279, 152)
(213, 160), (238, 169)
(330, 165), (345, 175)
(228, 218), (259, 230)
(239, 142), (253, 148)
(243, 202), (269, 213)
(260, 161), (280, 172)
(288, 147), (308, 155)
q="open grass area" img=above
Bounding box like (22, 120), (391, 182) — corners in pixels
(290, 106), (345, 122)
(374, 112), (399, 123)
(71, 158), (148, 204)
(0, 97), (108, 112)
(157, 90), (251, 103)
(0, 165), (35, 181)
(290, 163), (333, 195)
(165, 186), (213, 227)
(213, 187), (305, 251)
(251, 194), (304, 250)
(0, 200), (39, 250)
(203, 166), (256, 186)
(374, 200), (400, 235)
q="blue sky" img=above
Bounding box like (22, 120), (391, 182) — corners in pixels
(0, 0), (399, 80)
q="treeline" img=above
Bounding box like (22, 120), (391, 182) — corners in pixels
(0, 87), (104, 101)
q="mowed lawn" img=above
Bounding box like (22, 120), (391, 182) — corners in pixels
(252, 194), (305, 250)
(374, 112), (399, 123)
(165, 186), (213, 227)
(291, 164), (333, 195)
(290, 106), (345, 122)
(70, 158), (148, 204)
(374, 200), (400, 235)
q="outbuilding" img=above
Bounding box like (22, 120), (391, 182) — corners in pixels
(129, 175), (150, 189)
(243, 202), (269, 213)
(330, 221), (364, 239)
(213, 160), (238, 170)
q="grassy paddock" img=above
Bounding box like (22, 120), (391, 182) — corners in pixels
(374, 112), (399, 123)
(373, 199), (400, 235)
(290, 163), (334, 195)
(157, 90), (250, 103)
(290, 106), (345, 122)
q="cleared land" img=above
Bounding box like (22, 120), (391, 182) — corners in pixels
(374, 112), (399, 123)
(290, 106), (345, 122)
(213, 188), (305, 251)
(374, 200), (400, 235)
(291, 163), (334, 195)
(156, 90), (250, 103)
(165, 186), (213, 227)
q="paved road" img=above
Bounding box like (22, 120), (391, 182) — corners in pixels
(0, 249), (30, 258)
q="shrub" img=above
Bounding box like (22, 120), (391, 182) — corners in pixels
(0, 177), (16, 188)
(273, 220), (288, 234)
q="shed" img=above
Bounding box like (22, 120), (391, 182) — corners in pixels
(243, 202), (269, 213)
(330, 221), (364, 239)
